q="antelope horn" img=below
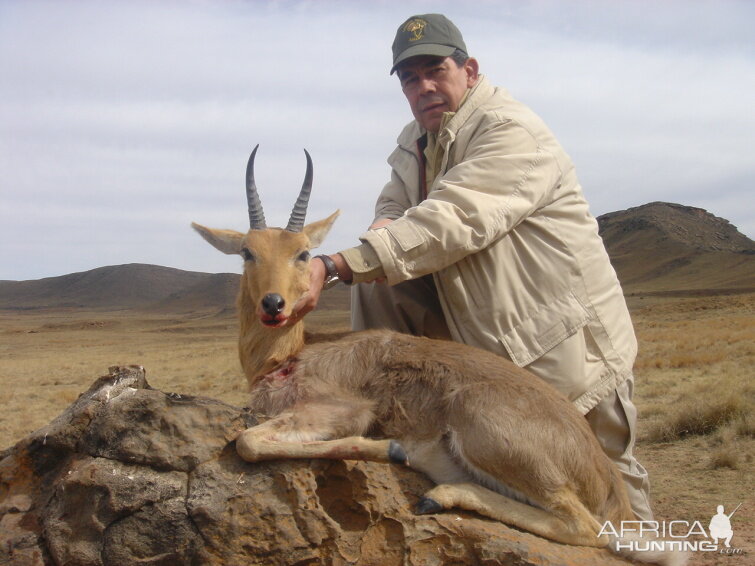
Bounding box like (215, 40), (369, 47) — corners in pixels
(246, 145), (266, 230)
(285, 149), (313, 233)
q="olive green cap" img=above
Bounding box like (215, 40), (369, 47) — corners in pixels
(391, 14), (467, 75)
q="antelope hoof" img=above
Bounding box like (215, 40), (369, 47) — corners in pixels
(415, 496), (444, 515)
(388, 440), (409, 465)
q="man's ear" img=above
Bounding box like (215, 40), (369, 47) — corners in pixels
(465, 57), (479, 86)
(303, 210), (340, 249)
(191, 222), (245, 255)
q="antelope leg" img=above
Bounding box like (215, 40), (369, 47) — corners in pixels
(237, 429), (407, 464)
(417, 482), (607, 547)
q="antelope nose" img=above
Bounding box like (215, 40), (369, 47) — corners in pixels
(261, 293), (285, 316)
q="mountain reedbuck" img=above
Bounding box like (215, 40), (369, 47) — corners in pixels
(192, 147), (683, 565)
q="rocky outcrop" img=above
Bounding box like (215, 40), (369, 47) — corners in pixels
(0, 366), (633, 565)
(597, 202), (755, 292)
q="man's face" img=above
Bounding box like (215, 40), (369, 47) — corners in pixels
(397, 55), (479, 133)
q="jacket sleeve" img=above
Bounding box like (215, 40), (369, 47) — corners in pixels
(360, 117), (563, 285)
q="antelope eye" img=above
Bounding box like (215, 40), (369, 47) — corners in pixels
(241, 248), (256, 262)
(297, 251), (310, 262)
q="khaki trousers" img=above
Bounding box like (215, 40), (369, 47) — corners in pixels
(351, 278), (653, 521)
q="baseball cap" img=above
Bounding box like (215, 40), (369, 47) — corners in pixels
(391, 14), (467, 75)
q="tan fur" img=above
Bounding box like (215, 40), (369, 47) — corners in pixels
(194, 213), (681, 561)
(244, 329), (635, 545)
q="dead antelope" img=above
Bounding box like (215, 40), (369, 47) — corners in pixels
(192, 147), (684, 565)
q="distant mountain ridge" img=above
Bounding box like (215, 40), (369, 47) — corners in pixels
(0, 263), (353, 313)
(1, 202), (753, 311)
(0, 264), (239, 311)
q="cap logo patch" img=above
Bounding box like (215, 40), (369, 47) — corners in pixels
(403, 18), (427, 42)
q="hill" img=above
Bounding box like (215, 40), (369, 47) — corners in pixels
(0, 264), (236, 311)
(1, 202), (752, 311)
(597, 202), (754, 294)
(0, 262), (352, 313)
(151, 272), (240, 313)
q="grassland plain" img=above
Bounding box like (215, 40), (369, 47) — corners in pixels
(1, 293), (752, 565)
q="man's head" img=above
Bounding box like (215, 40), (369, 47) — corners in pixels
(391, 14), (479, 133)
(391, 14), (467, 75)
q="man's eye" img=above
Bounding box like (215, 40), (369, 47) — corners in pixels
(401, 76), (418, 88)
(297, 251), (310, 262)
(241, 248), (256, 262)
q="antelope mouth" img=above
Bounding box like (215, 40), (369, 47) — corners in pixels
(260, 313), (289, 328)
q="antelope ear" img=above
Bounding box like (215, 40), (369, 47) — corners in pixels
(191, 222), (245, 255)
(303, 210), (340, 249)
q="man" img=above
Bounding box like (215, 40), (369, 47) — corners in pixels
(293, 13), (653, 521)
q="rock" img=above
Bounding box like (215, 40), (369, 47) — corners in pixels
(0, 366), (634, 565)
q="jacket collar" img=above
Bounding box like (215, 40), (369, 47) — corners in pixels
(439, 75), (493, 144)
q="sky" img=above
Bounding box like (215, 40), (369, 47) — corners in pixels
(1, 0), (753, 281)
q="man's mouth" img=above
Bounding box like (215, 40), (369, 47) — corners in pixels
(422, 101), (446, 113)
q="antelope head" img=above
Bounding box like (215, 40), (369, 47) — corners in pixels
(193, 145), (339, 328)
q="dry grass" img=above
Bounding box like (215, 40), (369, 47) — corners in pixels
(0, 307), (350, 446)
(628, 292), (754, 564)
(1, 294), (752, 564)
(631, 293), (753, 446)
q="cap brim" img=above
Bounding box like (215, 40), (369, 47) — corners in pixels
(390, 43), (457, 74)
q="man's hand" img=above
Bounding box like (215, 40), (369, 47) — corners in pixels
(288, 257), (327, 325)
(288, 254), (354, 325)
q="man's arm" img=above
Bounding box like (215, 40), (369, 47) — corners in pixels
(361, 119), (562, 285)
(290, 118), (561, 320)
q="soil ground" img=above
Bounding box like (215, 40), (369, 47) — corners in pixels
(1, 292), (752, 565)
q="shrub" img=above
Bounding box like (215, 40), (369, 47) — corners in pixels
(647, 395), (746, 443)
(709, 446), (739, 470)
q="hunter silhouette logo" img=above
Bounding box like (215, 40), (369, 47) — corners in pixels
(709, 503), (740, 548)
(404, 18), (426, 41)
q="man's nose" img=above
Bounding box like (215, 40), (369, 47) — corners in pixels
(418, 76), (435, 94)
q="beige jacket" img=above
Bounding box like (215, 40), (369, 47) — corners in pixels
(346, 76), (637, 413)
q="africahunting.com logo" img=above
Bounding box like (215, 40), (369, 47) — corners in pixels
(599, 503), (745, 555)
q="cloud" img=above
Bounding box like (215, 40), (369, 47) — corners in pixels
(1, 0), (753, 280)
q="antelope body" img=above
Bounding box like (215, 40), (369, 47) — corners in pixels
(192, 147), (683, 564)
